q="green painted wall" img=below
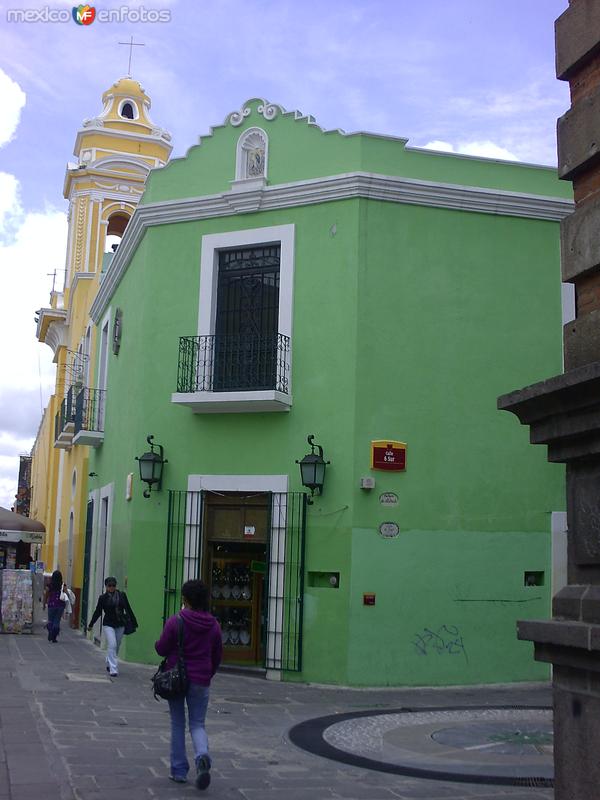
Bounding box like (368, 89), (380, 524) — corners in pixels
(141, 99), (572, 206)
(89, 106), (566, 686)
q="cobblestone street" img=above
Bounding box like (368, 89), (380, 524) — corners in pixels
(0, 627), (554, 800)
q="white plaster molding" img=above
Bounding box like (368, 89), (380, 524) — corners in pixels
(101, 200), (136, 221)
(229, 105), (251, 127)
(73, 429), (104, 447)
(197, 223), (295, 341)
(82, 117), (105, 128)
(85, 195), (95, 271)
(235, 127), (268, 182)
(36, 307), (68, 358)
(90, 171), (573, 322)
(44, 320), (69, 362)
(230, 177), (267, 194)
(117, 98), (139, 120)
(188, 473), (287, 493)
(172, 390), (292, 413)
(257, 102), (279, 121)
(186, 472), (287, 679)
(71, 272), (95, 297)
(97, 482), (114, 591)
(91, 155), (151, 175)
(53, 449), (65, 569)
(74, 125), (172, 153)
(70, 187), (143, 203)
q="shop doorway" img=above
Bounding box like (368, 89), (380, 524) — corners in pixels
(165, 489), (306, 672)
(205, 493), (268, 666)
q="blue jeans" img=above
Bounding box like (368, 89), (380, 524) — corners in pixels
(167, 684), (210, 779)
(103, 625), (125, 674)
(47, 607), (64, 641)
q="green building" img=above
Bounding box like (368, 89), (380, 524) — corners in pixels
(82, 98), (572, 686)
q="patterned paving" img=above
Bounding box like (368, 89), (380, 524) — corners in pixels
(291, 707), (553, 787)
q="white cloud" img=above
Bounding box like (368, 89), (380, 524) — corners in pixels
(458, 141), (519, 161)
(422, 140), (455, 153)
(0, 68), (26, 147)
(422, 139), (518, 162)
(0, 163), (67, 508)
(452, 82), (562, 120)
(0, 172), (20, 234)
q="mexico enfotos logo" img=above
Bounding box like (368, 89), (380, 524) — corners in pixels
(6, 5), (171, 23)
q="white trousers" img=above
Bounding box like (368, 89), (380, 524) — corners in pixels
(104, 625), (125, 675)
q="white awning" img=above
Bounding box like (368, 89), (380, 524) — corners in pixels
(0, 529), (45, 544)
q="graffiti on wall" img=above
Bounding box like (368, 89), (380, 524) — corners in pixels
(413, 624), (468, 662)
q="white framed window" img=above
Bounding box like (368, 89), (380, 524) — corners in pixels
(97, 309), (110, 429)
(172, 225), (294, 413)
(83, 326), (92, 386)
(198, 225), (294, 344)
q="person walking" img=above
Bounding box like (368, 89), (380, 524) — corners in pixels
(155, 579), (222, 789)
(43, 570), (66, 643)
(87, 577), (137, 677)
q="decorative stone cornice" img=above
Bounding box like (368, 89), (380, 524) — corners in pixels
(36, 308), (68, 361)
(90, 171), (574, 323)
(497, 361), (600, 464)
(70, 271), (95, 298)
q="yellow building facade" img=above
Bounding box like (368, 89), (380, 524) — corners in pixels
(31, 77), (171, 622)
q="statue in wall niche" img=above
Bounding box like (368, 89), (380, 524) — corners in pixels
(239, 129), (267, 180)
(246, 147), (265, 178)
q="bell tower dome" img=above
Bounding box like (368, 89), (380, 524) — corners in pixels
(61, 77), (172, 284)
(37, 75), (171, 368)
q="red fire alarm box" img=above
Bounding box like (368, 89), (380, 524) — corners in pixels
(371, 440), (406, 471)
(363, 593), (376, 606)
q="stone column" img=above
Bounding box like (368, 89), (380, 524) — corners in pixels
(498, 2), (600, 797)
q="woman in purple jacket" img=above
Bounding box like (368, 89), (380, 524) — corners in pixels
(155, 579), (222, 789)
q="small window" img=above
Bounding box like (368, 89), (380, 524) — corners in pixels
(121, 102), (135, 120)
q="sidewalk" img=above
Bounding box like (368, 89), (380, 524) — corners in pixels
(0, 626), (553, 800)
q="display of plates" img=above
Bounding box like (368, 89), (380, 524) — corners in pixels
(210, 557), (262, 649)
(239, 628), (251, 645)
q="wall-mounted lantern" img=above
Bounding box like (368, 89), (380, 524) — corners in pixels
(296, 435), (329, 503)
(135, 435), (167, 498)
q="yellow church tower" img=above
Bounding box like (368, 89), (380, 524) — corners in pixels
(30, 77), (171, 624)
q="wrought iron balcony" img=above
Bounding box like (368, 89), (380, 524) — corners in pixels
(73, 388), (106, 447)
(173, 333), (292, 413)
(54, 386), (76, 449)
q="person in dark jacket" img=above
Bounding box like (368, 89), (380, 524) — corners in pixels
(43, 570), (66, 643)
(155, 579), (222, 789)
(87, 577), (137, 677)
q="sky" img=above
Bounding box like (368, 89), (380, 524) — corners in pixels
(0, 0), (571, 510)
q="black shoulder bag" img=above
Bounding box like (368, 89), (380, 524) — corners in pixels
(151, 615), (189, 701)
(122, 595), (137, 636)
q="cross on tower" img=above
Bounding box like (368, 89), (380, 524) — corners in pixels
(118, 36), (145, 77)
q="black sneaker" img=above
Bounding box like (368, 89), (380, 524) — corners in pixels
(195, 756), (211, 790)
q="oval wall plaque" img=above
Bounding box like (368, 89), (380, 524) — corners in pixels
(379, 492), (399, 506)
(378, 521), (400, 538)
